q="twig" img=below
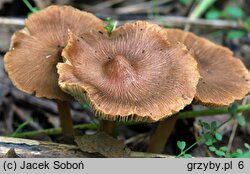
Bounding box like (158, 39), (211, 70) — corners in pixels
(227, 98), (248, 153)
(125, 133), (149, 145)
(12, 123), (96, 138)
(11, 88), (58, 114)
(12, 104), (250, 138)
(150, 16), (246, 29)
(12, 121), (136, 138)
(178, 104), (250, 119)
(114, 0), (172, 14)
(0, 17), (25, 26)
(32, 0), (52, 9)
(84, 0), (125, 12)
(0, 16), (245, 30)
(129, 151), (174, 158)
(227, 120), (238, 153)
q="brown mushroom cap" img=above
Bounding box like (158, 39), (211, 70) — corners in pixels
(57, 21), (200, 121)
(165, 29), (250, 106)
(4, 5), (104, 100)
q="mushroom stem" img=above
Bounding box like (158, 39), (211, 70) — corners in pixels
(100, 120), (116, 137)
(147, 116), (178, 153)
(56, 100), (74, 143)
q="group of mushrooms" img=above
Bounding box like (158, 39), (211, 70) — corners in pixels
(3, 6), (250, 149)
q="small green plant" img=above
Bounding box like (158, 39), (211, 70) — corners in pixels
(205, 3), (249, 39)
(104, 17), (117, 37)
(178, 0), (193, 6)
(152, 0), (160, 17)
(246, 17), (250, 31)
(23, 0), (38, 14)
(177, 103), (249, 158)
(11, 117), (33, 137)
(228, 103), (246, 126)
(177, 141), (193, 158)
(206, 5), (245, 20)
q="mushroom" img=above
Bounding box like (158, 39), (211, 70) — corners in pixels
(165, 29), (250, 106)
(57, 21), (200, 123)
(147, 28), (250, 154)
(4, 5), (104, 141)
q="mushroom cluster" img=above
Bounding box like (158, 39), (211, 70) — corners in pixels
(58, 21), (200, 122)
(4, 5), (250, 139)
(57, 21), (250, 122)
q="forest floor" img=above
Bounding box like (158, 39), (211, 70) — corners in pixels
(0, 0), (250, 157)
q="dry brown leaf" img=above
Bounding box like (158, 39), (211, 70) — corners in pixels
(75, 132), (130, 158)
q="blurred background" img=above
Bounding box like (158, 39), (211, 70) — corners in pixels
(0, 0), (250, 157)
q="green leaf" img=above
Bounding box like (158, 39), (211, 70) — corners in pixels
(177, 141), (186, 151)
(215, 132), (222, 141)
(209, 146), (216, 152)
(104, 17), (117, 37)
(228, 103), (238, 116)
(236, 148), (243, 154)
(184, 154), (192, 158)
(202, 122), (210, 130)
(244, 143), (250, 150)
(211, 121), (217, 131)
(236, 115), (246, 126)
(228, 149), (244, 158)
(205, 136), (213, 146)
(224, 6), (245, 19)
(229, 151), (241, 158)
(215, 150), (225, 157)
(206, 9), (221, 19)
(227, 30), (245, 40)
(224, 153), (232, 158)
(178, 0), (192, 5)
(239, 150), (250, 158)
(246, 17), (250, 31)
(219, 146), (228, 152)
